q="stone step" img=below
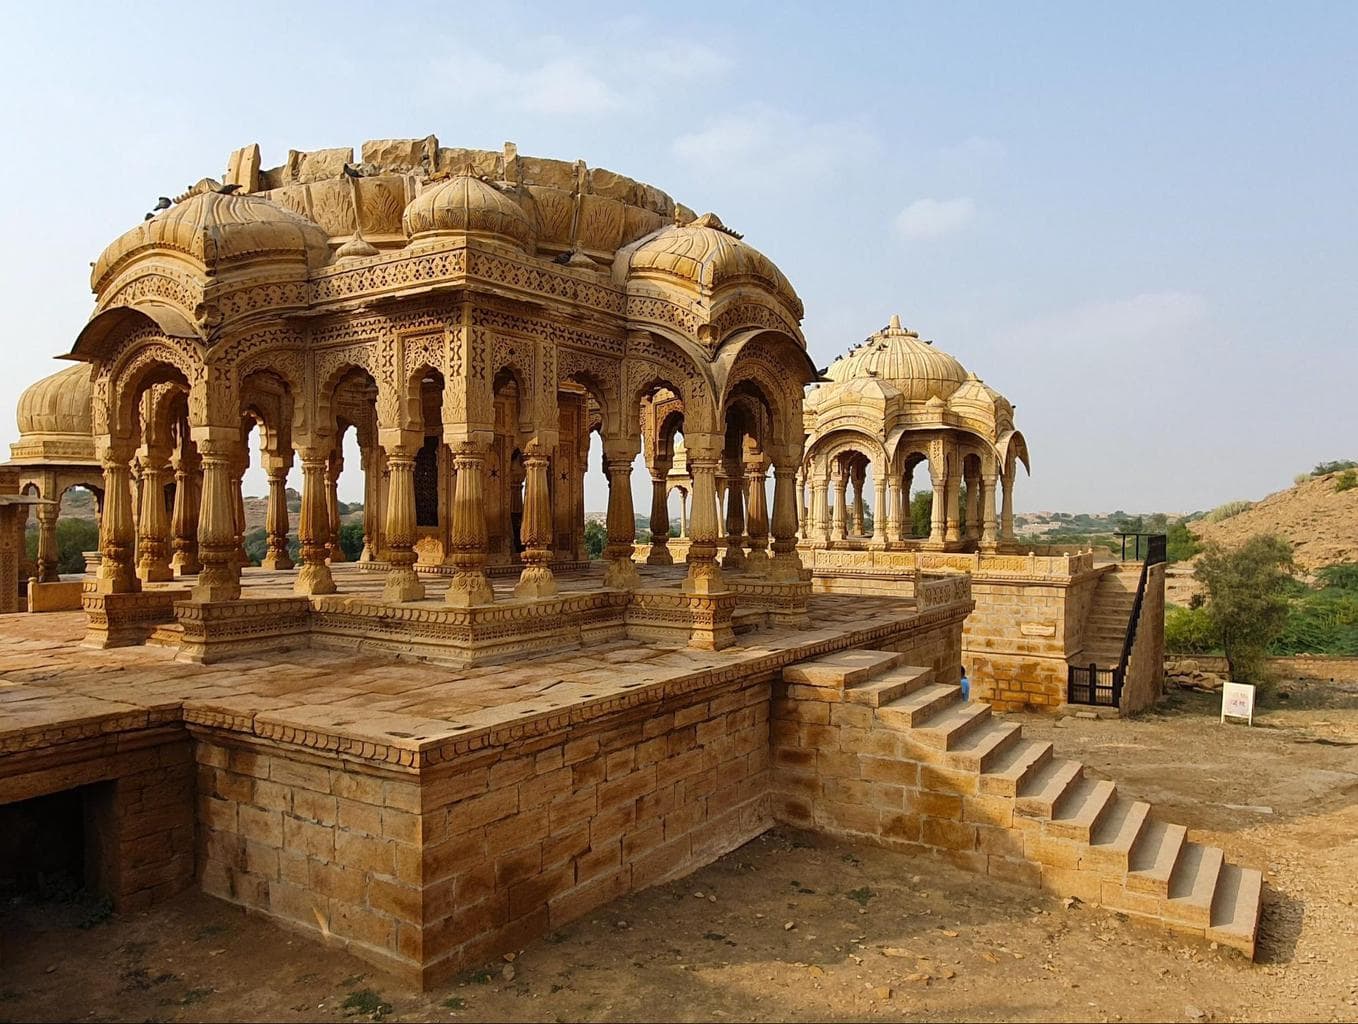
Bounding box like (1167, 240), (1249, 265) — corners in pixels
(909, 701), (992, 751)
(844, 666), (933, 707)
(1047, 778), (1117, 842)
(1015, 758), (1083, 818)
(878, 684), (961, 728)
(784, 649), (904, 687)
(1127, 820), (1188, 896)
(1082, 798), (1151, 873)
(1165, 843), (1225, 929)
(979, 739), (1054, 797)
(1208, 864), (1264, 956)
(947, 719), (1023, 773)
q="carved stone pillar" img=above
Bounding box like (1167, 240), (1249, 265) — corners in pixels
(230, 450), (248, 568)
(192, 437), (241, 602)
(811, 479), (830, 545)
(796, 469), (808, 540)
(870, 476), (888, 550)
(981, 471), (1000, 551)
(93, 447), (139, 594)
(833, 469), (849, 542)
(260, 457), (294, 571)
(1001, 473), (1016, 541)
(170, 445), (201, 576)
(945, 471), (962, 545)
(446, 443), (494, 607)
(35, 501), (59, 583)
(721, 459), (746, 569)
(380, 442), (424, 603)
(602, 452), (641, 589)
(294, 449), (337, 596)
(894, 474), (909, 542)
(360, 445), (382, 561)
(965, 470), (981, 541)
(136, 450), (174, 582)
(744, 461), (769, 573)
(885, 476), (900, 547)
(514, 443), (557, 599)
(928, 469), (946, 549)
(326, 450), (345, 564)
(768, 463), (803, 581)
(646, 463), (672, 566)
(850, 464), (866, 536)
(682, 448), (725, 595)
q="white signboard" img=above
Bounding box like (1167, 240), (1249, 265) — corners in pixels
(1221, 682), (1255, 726)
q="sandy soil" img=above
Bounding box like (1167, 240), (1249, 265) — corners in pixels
(2, 683), (1355, 1024)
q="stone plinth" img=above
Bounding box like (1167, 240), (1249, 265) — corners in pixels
(27, 579), (84, 612)
(175, 597), (313, 664)
(82, 586), (189, 648)
(625, 588), (737, 651)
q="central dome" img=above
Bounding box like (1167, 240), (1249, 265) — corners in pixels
(16, 363), (93, 437)
(823, 314), (967, 402)
(402, 171), (534, 250)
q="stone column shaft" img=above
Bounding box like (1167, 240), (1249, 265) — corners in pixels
(682, 453), (725, 595)
(722, 460), (747, 569)
(446, 445), (494, 606)
(136, 455), (173, 582)
(514, 446), (557, 599)
(294, 451), (337, 596)
(36, 503), (60, 583)
(833, 474), (849, 542)
(928, 474), (946, 548)
(192, 439), (241, 602)
(381, 447), (424, 602)
(745, 463), (769, 573)
(261, 464), (294, 571)
(603, 455), (641, 589)
(326, 452), (345, 564)
(981, 472), (999, 550)
(170, 450), (201, 576)
(646, 469), (672, 566)
(768, 464), (803, 581)
(94, 451), (139, 594)
(1001, 473), (1016, 541)
(870, 478), (888, 550)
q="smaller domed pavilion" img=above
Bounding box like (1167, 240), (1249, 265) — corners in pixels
(800, 315), (1029, 551)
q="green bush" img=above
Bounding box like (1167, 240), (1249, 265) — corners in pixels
(25, 518), (101, 575)
(584, 520), (606, 559)
(1204, 500), (1254, 523)
(1164, 604), (1219, 654)
(1194, 534), (1295, 681)
(1165, 521), (1202, 563)
(338, 521), (365, 561)
(1335, 469), (1357, 492)
(1312, 459), (1358, 476)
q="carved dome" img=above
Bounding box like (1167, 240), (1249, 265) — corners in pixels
(92, 190), (332, 289)
(623, 214), (803, 318)
(823, 315), (967, 403)
(948, 372), (1013, 431)
(17, 364), (93, 438)
(402, 172), (535, 250)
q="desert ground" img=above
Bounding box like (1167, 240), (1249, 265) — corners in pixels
(2, 678), (1355, 1024)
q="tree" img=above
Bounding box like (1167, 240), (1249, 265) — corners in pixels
(910, 490), (931, 538)
(584, 520), (606, 559)
(1194, 534), (1295, 681)
(1165, 521), (1202, 563)
(25, 518), (101, 574)
(338, 521), (365, 561)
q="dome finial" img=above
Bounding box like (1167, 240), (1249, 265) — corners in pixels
(889, 313), (901, 331)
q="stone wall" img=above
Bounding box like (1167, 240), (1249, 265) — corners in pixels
(770, 613), (969, 844)
(1119, 563), (1166, 715)
(192, 675), (772, 988)
(0, 728), (196, 912)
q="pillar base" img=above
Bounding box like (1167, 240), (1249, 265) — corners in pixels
(513, 566), (558, 600)
(644, 546), (674, 566)
(604, 557), (642, 590)
(681, 561), (727, 596)
(294, 562), (337, 596)
(260, 551), (295, 571)
(136, 563), (176, 584)
(446, 571), (495, 607)
(383, 567), (426, 604)
(191, 579), (242, 603)
(171, 557), (202, 577)
(721, 549), (747, 571)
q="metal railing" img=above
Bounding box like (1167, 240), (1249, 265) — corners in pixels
(1068, 534), (1167, 707)
(1113, 531), (1167, 563)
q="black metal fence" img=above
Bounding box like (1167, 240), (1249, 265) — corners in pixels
(1113, 531), (1168, 564)
(1068, 662), (1119, 707)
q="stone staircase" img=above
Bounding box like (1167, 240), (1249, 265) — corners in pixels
(1074, 566), (1139, 668)
(776, 648), (1263, 958)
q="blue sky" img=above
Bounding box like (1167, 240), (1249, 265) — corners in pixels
(2, 1), (1354, 513)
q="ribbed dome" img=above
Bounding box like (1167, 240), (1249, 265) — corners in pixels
(402, 172), (534, 250)
(16, 364), (93, 437)
(949, 372), (1012, 419)
(93, 190), (332, 288)
(823, 315), (967, 403)
(625, 213), (803, 318)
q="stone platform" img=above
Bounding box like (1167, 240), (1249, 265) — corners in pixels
(0, 575), (970, 987)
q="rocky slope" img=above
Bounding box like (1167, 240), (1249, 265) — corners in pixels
(1190, 471), (1358, 572)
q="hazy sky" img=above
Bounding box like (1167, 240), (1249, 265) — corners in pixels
(2, 2), (1354, 514)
